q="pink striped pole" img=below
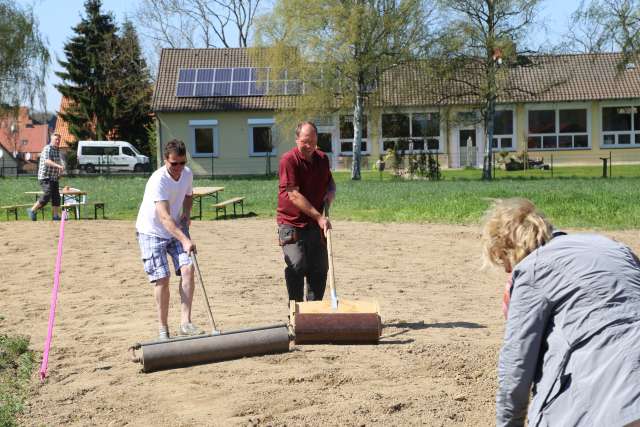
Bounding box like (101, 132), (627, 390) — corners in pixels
(39, 211), (68, 382)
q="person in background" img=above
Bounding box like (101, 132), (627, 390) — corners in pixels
(28, 133), (64, 220)
(482, 198), (640, 427)
(135, 139), (202, 341)
(277, 121), (336, 302)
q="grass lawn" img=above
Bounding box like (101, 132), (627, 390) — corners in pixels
(1, 165), (640, 229)
(0, 332), (36, 427)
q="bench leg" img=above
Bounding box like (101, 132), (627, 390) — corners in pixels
(94, 204), (105, 219)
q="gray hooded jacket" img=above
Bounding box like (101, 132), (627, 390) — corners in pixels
(497, 233), (640, 427)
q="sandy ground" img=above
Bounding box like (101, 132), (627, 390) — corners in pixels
(2, 218), (638, 426)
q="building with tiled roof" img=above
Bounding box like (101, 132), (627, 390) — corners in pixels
(153, 48), (640, 173)
(0, 107), (49, 166)
(54, 96), (76, 149)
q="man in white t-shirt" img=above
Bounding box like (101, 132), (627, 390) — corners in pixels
(136, 139), (202, 341)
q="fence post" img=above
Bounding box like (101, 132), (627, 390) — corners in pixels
(550, 154), (553, 178)
(599, 157), (608, 178)
(609, 151), (612, 178)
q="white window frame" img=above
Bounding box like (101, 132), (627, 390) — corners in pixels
(379, 111), (443, 154)
(526, 104), (591, 151)
(339, 115), (370, 156)
(248, 118), (276, 157)
(491, 108), (516, 152)
(600, 103), (640, 148)
(189, 119), (219, 158)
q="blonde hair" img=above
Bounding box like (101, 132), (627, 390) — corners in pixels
(481, 198), (553, 270)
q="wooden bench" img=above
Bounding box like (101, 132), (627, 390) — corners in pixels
(0, 204), (35, 220)
(212, 197), (245, 219)
(91, 202), (106, 219)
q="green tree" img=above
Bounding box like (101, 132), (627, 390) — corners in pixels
(255, 0), (434, 180)
(567, 0), (639, 66)
(0, 0), (49, 111)
(109, 20), (154, 156)
(56, 0), (118, 141)
(436, 0), (544, 180)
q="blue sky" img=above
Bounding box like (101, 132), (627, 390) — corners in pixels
(20, 0), (582, 113)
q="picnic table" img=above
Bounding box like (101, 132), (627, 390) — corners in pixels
(25, 189), (88, 219)
(191, 186), (224, 220)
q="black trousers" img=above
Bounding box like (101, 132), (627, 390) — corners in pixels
(38, 179), (60, 207)
(278, 224), (328, 302)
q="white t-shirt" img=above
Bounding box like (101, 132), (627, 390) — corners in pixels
(136, 166), (193, 239)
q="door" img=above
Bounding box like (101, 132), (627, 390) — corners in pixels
(459, 129), (477, 168)
(317, 127), (338, 170)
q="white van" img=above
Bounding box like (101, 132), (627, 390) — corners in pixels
(77, 141), (150, 173)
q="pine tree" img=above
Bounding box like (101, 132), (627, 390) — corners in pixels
(109, 20), (153, 156)
(56, 0), (117, 141)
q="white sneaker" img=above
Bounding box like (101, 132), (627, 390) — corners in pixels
(179, 323), (204, 336)
(158, 327), (170, 341)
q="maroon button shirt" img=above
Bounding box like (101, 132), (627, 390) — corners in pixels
(277, 147), (334, 227)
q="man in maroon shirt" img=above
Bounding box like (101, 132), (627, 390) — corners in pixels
(277, 121), (336, 302)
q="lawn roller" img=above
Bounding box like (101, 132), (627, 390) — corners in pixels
(290, 208), (382, 344)
(131, 252), (290, 372)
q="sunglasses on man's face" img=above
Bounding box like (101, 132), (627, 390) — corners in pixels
(168, 160), (186, 166)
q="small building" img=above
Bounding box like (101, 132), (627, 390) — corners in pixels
(152, 48), (640, 174)
(0, 107), (50, 173)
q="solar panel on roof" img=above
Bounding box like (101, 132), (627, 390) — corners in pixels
(178, 69), (196, 82)
(195, 83), (213, 97)
(213, 82), (230, 96)
(175, 67), (301, 97)
(176, 83), (195, 96)
(249, 81), (267, 96)
(197, 69), (215, 82)
(233, 68), (251, 82)
(251, 68), (269, 81)
(215, 68), (232, 82)
(286, 80), (302, 95)
(231, 82), (249, 96)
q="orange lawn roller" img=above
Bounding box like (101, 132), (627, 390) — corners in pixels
(290, 207), (382, 344)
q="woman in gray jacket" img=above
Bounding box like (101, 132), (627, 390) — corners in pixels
(482, 198), (640, 427)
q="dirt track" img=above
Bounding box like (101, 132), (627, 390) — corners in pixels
(2, 219), (636, 426)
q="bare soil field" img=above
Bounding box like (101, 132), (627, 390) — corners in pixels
(2, 219), (637, 426)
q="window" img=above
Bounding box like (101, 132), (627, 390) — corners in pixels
(381, 112), (441, 153)
(527, 108), (589, 150)
(317, 132), (332, 153)
(189, 119), (219, 157)
(339, 115), (369, 155)
(601, 106), (640, 147)
(248, 118), (276, 156)
(122, 147), (136, 157)
(491, 110), (515, 151)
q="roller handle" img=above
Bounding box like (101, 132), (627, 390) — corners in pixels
(324, 204), (338, 310)
(191, 252), (219, 334)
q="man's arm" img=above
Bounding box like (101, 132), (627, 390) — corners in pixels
(287, 187), (331, 234)
(180, 195), (193, 225)
(155, 200), (195, 253)
(41, 147), (64, 172)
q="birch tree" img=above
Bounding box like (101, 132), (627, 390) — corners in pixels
(255, 0), (434, 180)
(566, 0), (639, 65)
(437, 0), (543, 180)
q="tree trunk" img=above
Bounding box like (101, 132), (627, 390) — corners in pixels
(351, 88), (364, 180)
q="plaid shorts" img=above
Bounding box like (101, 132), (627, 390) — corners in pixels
(137, 231), (192, 282)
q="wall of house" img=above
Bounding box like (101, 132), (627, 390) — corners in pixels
(158, 99), (640, 175)
(157, 111), (292, 176)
